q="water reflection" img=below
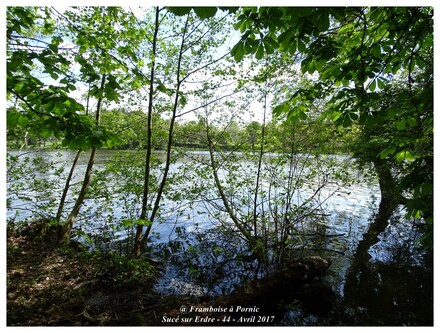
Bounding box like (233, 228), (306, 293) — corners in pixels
(6, 149), (433, 325)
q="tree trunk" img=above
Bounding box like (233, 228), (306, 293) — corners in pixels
(62, 148), (97, 242)
(373, 157), (399, 211)
(56, 83), (91, 223)
(352, 193), (396, 262)
(61, 74), (106, 243)
(341, 158), (399, 310)
(56, 150), (81, 222)
(134, 6), (160, 258)
(347, 158), (399, 264)
(205, 119), (255, 248)
(134, 12), (189, 257)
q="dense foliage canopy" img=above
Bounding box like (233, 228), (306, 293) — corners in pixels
(228, 7), (433, 247)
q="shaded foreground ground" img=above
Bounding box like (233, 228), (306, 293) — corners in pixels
(7, 227), (185, 326)
(7, 225), (335, 326)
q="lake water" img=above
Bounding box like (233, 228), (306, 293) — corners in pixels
(6, 149), (432, 325)
(7, 149), (378, 241)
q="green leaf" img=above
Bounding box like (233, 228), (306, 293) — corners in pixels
(18, 114), (29, 127)
(41, 128), (53, 139)
(230, 42), (244, 62)
(193, 7), (217, 19)
(273, 102), (290, 117)
(7, 110), (20, 128)
(395, 150), (415, 162)
(299, 111), (308, 120)
(135, 219), (153, 227)
(377, 78), (385, 90)
(157, 81), (169, 95)
(167, 7), (191, 16)
(407, 117), (417, 127)
(243, 40), (252, 54)
(179, 93), (187, 107)
(122, 218), (134, 228)
(219, 7), (239, 13)
(415, 56), (425, 69)
(66, 83), (76, 92)
(239, 20), (247, 33)
(255, 43), (265, 60)
(265, 37), (279, 49)
(371, 45), (381, 58)
(48, 43), (58, 54)
(369, 79), (376, 92)
(297, 39), (305, 53)
(316, 12), (330, 31)
(78, 45), (87, 54)
(263, 40), (274, 54)
(378, 147), (395, 159)
(61, 137), (73, 147)
(300, 58), (309, 73)
(396, 119), (406, 130)
(49, 72), (59, 80)
(307, 60), (316, 74)
(332, 111), (341, 121)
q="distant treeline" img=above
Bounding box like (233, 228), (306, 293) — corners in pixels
(7, 108), (356, 155)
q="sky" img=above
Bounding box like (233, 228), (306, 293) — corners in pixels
(4, 6), (267, 125)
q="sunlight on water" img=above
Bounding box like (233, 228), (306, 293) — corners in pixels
(7, 149), (432, 324)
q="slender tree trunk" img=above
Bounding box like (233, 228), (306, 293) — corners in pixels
(136, 14), (190, 255)
(56, 83), (91, 223)
(252, 94), (266, 239)
(134, 6), (160, 257)
(20, 131), (28, 151)
(62, 148), (97, 242)
(56, 150), (81, 222)
(205, 116), (255, 248)
(61, 74), (106, 242)
(252, 89), (268, 272)
(279, 126), (298, 265)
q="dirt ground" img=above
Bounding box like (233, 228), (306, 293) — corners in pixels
(6, 228), (194, 326)
(6, 225), (334, 326)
